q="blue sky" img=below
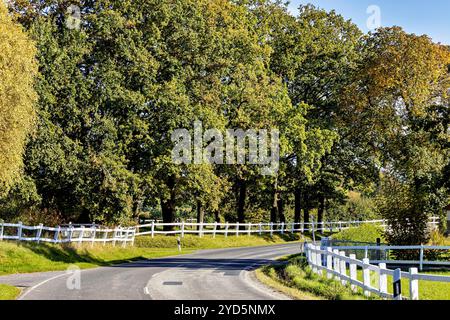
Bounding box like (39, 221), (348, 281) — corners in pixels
(288, 0), (450, 45)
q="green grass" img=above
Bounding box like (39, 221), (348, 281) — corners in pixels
(0, 241), (191, 276)
(332, 224), (385, 243)
(0, 284), (21, 300)
(258, 255), (372, 300)
(135, 233), (303, 249)
(355, 269), (450, 300)
(0, 233), (302, 276)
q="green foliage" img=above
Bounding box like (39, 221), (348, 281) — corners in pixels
(0, 2), (38, 194)
(332, 224), (385, 243)
(326, 191), (380, 222)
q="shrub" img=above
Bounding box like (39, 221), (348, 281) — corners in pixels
(332, 224), (384, 243)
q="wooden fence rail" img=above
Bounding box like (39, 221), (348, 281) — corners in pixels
(304, 243), (450, 300)
(0, 221), (135, 246)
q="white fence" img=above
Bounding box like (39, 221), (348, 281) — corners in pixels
(0, 222), (135, 246)
(322, 243), (450, 270)
(304, 243), (450, 300)
(136, 218), (440, 237)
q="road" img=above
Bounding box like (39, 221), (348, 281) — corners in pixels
(0, 242), (302, 300)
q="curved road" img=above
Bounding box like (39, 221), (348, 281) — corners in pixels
(0, 243), (302, 300)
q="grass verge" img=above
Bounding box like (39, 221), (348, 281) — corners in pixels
(257, 255), (373, 300)
(0, 233), (302, 276)
(0, 284), (21, 300)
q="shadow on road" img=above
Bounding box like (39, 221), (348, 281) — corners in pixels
(112, 258), (284, 273)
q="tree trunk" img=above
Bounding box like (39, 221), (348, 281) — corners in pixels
(304, 202), (310, 224)
(197, 200), (204, 231)
(294, 187), (301, 224)
(318, 195), (325, 224)
(161, 176), (176, 231)
(237, 179), (247, 226)
(270, 178), (278, 223)
(278, 195), (285, 223)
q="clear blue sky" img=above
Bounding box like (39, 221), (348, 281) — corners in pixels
(288, 0), (450, 45)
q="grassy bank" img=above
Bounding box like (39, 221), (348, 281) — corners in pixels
(0, 233), (301, 276)
(257, 255), (371, 300)
(0, 284), (21, 300)
(135, 233), (302, 249)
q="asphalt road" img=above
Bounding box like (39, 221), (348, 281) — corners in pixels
(0, 242), (302, 300)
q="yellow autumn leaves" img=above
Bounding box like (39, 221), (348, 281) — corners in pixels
(0, 2), (38, 192)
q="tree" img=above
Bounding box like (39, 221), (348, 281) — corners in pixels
(348, 27), (450, 244)
(0, 2), (38, 194)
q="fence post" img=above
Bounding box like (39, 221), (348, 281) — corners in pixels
(112, 227), (117, 247)
(103, 229), (108, 245)
(363, 258), (371, 297)
(199, 222), (204, 238)
(419, 245), (424, 271)
(270, 222), (273, 237)
(236, 222), (239, 237)
(0, 219), (3, 241)
(213, 222), (217, 238)
(36, 223), (43, 243)
(393, 268), (402, 300)
(181, 221), (185, 238)
(54, 226), (61, 243)
(326, 248), (333, 279)
(17, 221), (23, 241)
(225, 222), (229, 237)
(338, 221), (342, 232)
(409, 268), (419, 300)
(379, 263), (388, 298)
(151, 221), (155, 239)
(259, 223), (262, 236)
(364, 246), (369, 259)
(280, 222), (284, 235)
(349, 254), (357, 292)
(333, 249), (341, 281)
(68, 223), (74, 243)
(78, 226), (85, 245)
(311, 246), (317, 273)
(339, 251), (347, 285)
(91, 226), (96, 247)
(291, 222), (295, 233)
(247, 223), (251, 236)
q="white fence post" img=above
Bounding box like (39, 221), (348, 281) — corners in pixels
(280, 222), (284, 235)
(17, 221), (23, 241)
(270, 222), (273, 237)
(247, 223), (251, 236)
(225, 222), (229, 237)
(91, 227), (96, 247)
(362, 258), (371, 297)
(199, 222), (204, 238)
(349, 254), (357, 292)
(333, 249), (341, 281)
(326, 248), (333, 279)
(112, 227), (117, 247)
(79, 226), (85, 245)
(259, 223), (262, 236)
(151, 221), (155, 238)
(181, 221), (185, 238)
(103, 229), (108, 245)
(236, 222), (239, 237)
(36, 223), (43, 243)
(54, 226), (61, 243)
(419, 245), (424, 271)
(291, 222), (295, 233)
(213, 222), (217, 238)
(0, 220), (4, 241)
(409, 268), (419, 300)
(379, 263), (388, 297)
(339, 251), (347, 285)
